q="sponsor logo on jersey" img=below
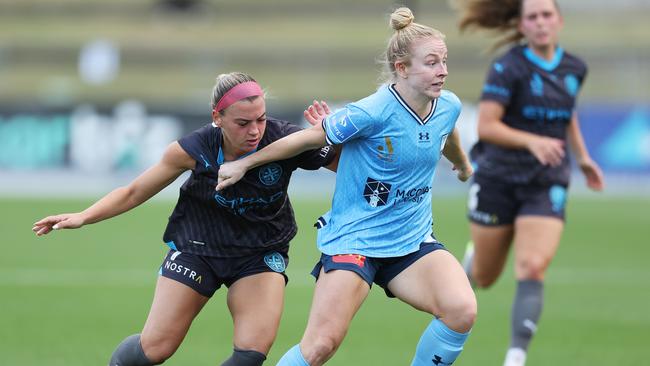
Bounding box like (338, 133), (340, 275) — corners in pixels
(332, 254), (366, 267)
(214, 191), (284, 215)
(327, 109), (360, 143)
(259, 163), (282, 186)
(394, 185), (431, 204)
(264, 252), (286, 273)
(522, 105), (572, 121)
(318, 145), (332, 158)
(363, 178), (391, 207)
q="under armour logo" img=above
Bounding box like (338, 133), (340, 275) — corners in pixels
(432, 354), (452, 365)
(419, 132), (430, 140)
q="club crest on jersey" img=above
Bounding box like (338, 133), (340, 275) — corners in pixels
(259, 163), (282, 186)
(363, 178), (391, 208)
(327, 109), (359, 143)
(564, 74), (579, 96)
(264, 252), (286, 273)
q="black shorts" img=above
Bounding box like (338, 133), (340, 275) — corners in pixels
(310, 239), (446, 298)
(467, 174), (568, 226)
(159, 247), (289, 297)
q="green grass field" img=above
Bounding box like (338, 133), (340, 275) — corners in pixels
(2, 195), (649, 365)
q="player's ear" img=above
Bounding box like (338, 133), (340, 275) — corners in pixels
(395, 61), (408, 79)
(212, 110), (223, 127)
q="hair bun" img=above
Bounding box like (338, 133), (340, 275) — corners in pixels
(390, 7), (414, 31)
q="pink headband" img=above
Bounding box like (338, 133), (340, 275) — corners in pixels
(214, 81), (264, 113)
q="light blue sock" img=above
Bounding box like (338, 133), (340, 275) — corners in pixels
(276, 344), (309, 366)
(411, 318), (470, 366)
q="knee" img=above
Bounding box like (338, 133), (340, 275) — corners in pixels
(439, 296), (477, 333)
(234, 331), (277, 356)
(141, 334), (180, 364)
(516, 257), (548, 280)
(302, 334), (343, 364)
(110, 334), (168, 366)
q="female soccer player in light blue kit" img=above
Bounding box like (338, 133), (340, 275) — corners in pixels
(217, 8), (476, 366)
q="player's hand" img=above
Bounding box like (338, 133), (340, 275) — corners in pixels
(579, 157), (605, 191)
(216, 160), (247, 191)
(453, 164), (474, 182)
(32, 213), (84, 236)
(304, 100), (331, 126)
(527, 136), (565, 167)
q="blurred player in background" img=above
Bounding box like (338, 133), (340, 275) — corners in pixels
(454, 0), (605, 365)
(32, 72), (336, 366)
(216, 8), (476, 366)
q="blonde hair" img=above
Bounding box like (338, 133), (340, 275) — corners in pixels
(210, 72), (261, 114)
(453, 0), (560, 52)
(383, 7), (446, 83)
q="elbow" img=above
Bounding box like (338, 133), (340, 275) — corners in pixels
(477, 119), (497, 143)
(119, 185), (142, 207)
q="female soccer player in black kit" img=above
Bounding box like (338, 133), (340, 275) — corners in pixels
(454, 0), (604, 365)
(32, 72), (336, 366)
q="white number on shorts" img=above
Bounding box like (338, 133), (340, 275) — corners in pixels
(468, 183), (480, 211)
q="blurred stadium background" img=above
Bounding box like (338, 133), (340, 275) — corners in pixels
(1, 0), (649, 365)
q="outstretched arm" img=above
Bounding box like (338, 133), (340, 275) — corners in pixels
(217, 123), (328, 190)
(442, 127), (473, 182)
(567, 113), (604, 191)
(32, 142), (194, 236)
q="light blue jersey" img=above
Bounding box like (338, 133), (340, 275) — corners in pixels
(316, 84), (462, 257)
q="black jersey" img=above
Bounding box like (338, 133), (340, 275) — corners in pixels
(162, 117), (335, 257)
(472, 45), (587, 185)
